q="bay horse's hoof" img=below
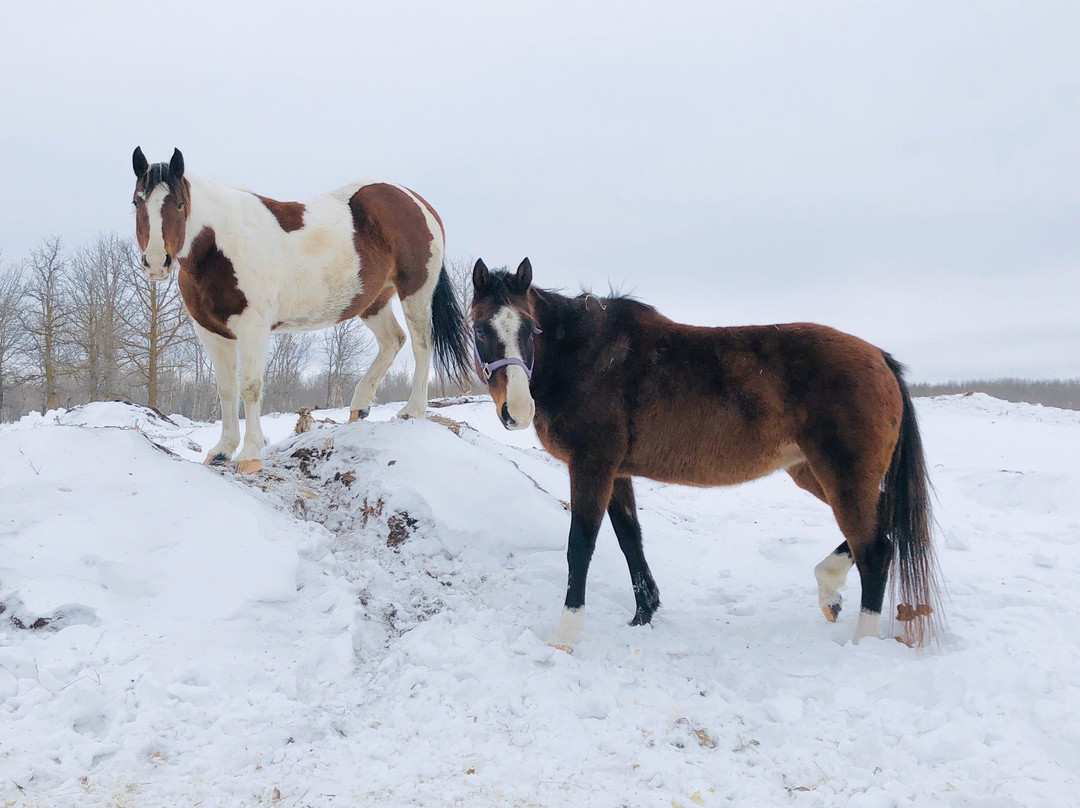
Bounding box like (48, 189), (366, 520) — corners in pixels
(629, 608), (656, 627)
(236, 459), (262, 474)
(204, 452), (229, 467)
(822, 603), (841, 623)
(349, 409), (368, 423)
(548, 643), (574, 655)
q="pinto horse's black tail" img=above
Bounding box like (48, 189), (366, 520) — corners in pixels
(430, 265), (472, 389)
(880, 354), (944, 647)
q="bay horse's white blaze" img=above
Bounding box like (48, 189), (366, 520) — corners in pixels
(131, 147), (470, 473)
(490, 306), (535, 429)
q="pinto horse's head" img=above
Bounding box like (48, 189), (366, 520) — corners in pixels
(131, 147), (190, 281)
(471, 257), (539, 431)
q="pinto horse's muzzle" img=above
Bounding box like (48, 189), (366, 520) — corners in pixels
(142, 252), (174, 282)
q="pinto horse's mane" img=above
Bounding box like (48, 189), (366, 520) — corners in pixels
(138, 162), (181, 194)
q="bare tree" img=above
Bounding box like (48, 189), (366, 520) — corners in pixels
(264, 331), (316, 413)
(0, 255), (27, 420)
(67, 234), (133, 401)
(317, 319), (372, 407)
(19, 236), (72, 411)
(118, 237), (190, 409)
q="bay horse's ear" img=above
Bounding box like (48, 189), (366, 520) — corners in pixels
(473, 258), (491, 292)
(132, 146), (148, 178)
(513, 257), (533, 293)
(170, 148), (185, 180)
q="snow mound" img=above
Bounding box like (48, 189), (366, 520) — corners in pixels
(0, 399), (1078, 807)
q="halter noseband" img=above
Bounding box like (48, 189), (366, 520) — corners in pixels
(474, 327), (542, 383)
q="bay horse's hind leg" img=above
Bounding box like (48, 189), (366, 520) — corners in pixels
(814, 542), (854, 623)
(349, 294), (406, 422)
(831, 489), (892, 643)
(787, 463), (854, 622)
(608, 478), (661, 626)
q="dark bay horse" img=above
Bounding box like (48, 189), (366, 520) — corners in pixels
(131, 147), (471, 473)
(471, 258), (941, 651)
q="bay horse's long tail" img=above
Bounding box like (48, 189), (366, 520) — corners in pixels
(880, 354), (944, 646)
(430, 265), (473, 388)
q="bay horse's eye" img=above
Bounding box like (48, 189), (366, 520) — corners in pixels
(176, 201), (184, 210)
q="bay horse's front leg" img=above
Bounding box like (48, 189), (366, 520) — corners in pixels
(234, 324), (271, 474)
(549, 461), (617, 653)
(194, 324), (241, 466)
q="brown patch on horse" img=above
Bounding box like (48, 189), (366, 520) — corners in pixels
(178, 226), (249, 339)
(348, 183), (436, 306)
(256, 194), (306, 233)
(134, 202), (150, 251)
(160, 178), (192, 255)
(407, 187), (445, 243)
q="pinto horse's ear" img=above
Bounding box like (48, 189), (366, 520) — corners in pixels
(513, 257), (533, 293)
(132, 146), (148, 178)
(472, 258), (491, 292)
(169, 148), (185, 180)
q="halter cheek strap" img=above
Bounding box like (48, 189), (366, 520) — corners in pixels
(474, 328), (542, 383)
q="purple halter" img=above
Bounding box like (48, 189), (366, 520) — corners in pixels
(474, 327), (542, 383)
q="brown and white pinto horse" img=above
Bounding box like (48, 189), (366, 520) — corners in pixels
(131, 147), (470, 473)
(471, 258), (942, 652)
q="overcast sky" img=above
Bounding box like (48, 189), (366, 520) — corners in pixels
(1, 2), (1077, 382)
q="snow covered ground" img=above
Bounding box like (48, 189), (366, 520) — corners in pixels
(0, 394), (1077, 807)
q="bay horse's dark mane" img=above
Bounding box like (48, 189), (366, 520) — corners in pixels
(482, 268), (657, 318)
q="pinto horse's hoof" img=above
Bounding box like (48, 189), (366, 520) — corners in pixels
(236, 459), (262, 474)
(349, 409), (369, 423)
(204, 452), (229, 467)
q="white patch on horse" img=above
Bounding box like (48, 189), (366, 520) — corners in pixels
(852, 609), (881, 644)
(814, 549), (853, 618)
(549, 606), (585, 652)
(491, 306), (535, 428)
(143, 185), (172, 279)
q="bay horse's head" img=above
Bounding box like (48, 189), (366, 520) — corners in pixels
(471, 257), (539, 430)
(131, 146), (191, 281)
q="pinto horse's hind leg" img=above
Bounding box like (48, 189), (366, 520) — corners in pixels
(608, 477), (661, 626)
(349, 300), (406, 421)
(195, 324), (241, 466)
(398, 280), (437, 420)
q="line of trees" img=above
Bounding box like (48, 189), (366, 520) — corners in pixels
(0, 236), (478, 423)
(910, 379), (1080, 411)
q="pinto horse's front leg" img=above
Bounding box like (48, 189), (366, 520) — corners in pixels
(234, 324), (271, 474)
(195, 324), (241, 467)
(549, 460), (617, 653)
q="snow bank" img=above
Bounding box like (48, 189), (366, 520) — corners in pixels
(0, 397), (1077, 806)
